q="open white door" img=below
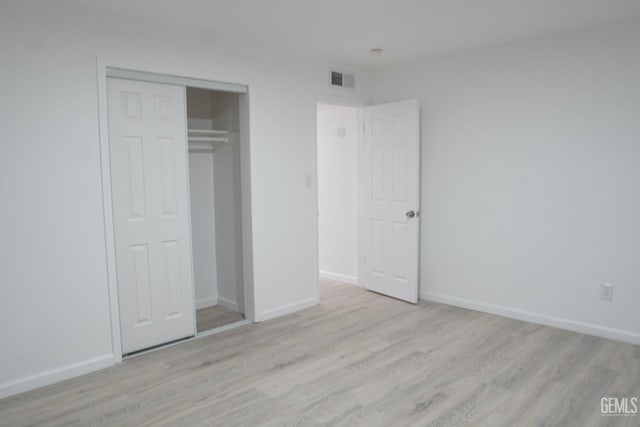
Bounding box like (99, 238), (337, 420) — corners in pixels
(361, 99), (420, 303)
(108, 78), (195, 354)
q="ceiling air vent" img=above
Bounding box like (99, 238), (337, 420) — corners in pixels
(330, 71), (355, 89)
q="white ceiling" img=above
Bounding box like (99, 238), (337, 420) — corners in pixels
(65, 0), (640, 67)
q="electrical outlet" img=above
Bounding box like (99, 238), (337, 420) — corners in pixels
(600, 283), (614, 301)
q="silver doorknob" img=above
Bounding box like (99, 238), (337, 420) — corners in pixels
(406, 210), (416, 219)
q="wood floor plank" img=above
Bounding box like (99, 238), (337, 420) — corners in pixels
(196, 305), (245, 332)
(1, 280), (638, 426)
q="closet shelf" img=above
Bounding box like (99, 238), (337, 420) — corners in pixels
(189, 136), (227, 143)
(188, 129), (228, 135)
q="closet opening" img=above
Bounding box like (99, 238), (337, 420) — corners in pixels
(187, 87), (246, 334)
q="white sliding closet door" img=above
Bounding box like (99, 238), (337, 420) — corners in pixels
(107, 78), (195, 354)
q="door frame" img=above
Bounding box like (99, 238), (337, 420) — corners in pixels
(314, 96), (366, 302)
(97, 57), (256, 362)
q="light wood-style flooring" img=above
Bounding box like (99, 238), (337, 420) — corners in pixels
(1, 280), (639, 426)
(196, 305), (245, 333)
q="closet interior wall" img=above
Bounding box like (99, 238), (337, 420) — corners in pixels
(187, 87), (245, 316)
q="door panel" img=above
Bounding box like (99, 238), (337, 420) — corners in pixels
(108, 78), (195, 354)
(362, 99), (420, 303)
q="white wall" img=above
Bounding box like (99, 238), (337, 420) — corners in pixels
(317, 104), (359, 284)
(0, 1), (370, 398)
(187, 89), (244, 313)
(188, 152), (219, 309)
(187, 88), (219, 309)
(205, 90), (245, 312)
(371, 21), (640, 344)
(214, 141), (245, 312)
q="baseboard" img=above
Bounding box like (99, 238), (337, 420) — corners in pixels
(420, 291), (640, 346)
(319, 271), (359, 286)
(259, 297), (319, 322)
(196, 296), (218, 310)
(217, 296), (239, 312)
(0, 354), (114, 400)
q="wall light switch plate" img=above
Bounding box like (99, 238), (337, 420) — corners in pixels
(600, 283), (614, 301)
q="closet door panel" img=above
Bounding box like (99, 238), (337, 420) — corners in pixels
(108, 78), (195, 354)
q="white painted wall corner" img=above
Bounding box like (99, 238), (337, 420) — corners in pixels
(196, 296), (219, 310)
(259, 297), (319, 322)
(319, 270), (359, 286)
(217, 296), (240, 312)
